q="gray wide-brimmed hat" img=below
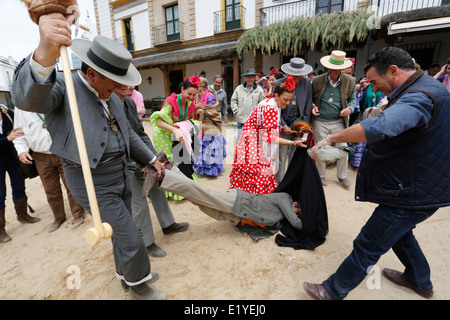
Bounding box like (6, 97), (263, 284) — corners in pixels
(281, 58), (313, 76)
(71, 36), (141, 86)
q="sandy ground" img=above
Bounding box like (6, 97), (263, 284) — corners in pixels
(0, 120), (449, 301)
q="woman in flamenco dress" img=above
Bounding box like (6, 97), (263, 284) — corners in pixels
(150, 75), (202, 200)
(229, 77), (307, 227)
(193, 77), (226, 177)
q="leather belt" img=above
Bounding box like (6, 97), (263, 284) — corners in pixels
(61, 152), (126, 169)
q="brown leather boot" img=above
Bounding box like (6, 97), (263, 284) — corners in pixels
(14, 197), (41, 224)
(0, 208), (12, 243)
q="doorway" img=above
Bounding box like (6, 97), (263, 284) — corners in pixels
(400, 42), (441, 70)
(169, 69), (184, 94)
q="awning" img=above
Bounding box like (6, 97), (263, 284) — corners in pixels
(388, 16), (450, 35)
(132, 40), (237, 69)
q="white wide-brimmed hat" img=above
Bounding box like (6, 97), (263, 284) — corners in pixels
(71, 36), (141, 86)
(281, 57), (313, 76)
(320, 50), (353, 70)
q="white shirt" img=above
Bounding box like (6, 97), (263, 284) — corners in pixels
(328, 74), (341, 88)
(13, 107), (53, 155)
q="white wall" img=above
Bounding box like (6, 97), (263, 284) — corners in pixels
(242, 0), (256, 29)
(0, 60), (15, 91)
(97, 0), (114, 38)
(195, 0), (221, 38)
(113, 2), (151, 50)
(138, 68), (166, 101)
(187, 60), (222, 84)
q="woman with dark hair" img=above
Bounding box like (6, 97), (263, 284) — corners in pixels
(1, 105), (40, 243)
(229, 77), (308, 227)
(434, 57), (450, 93)
(150, 75), (202, 200)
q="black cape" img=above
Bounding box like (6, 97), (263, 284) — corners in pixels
(274, 147), (329, 250)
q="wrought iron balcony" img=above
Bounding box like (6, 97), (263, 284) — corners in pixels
(152, 21), (185, 46)
(214, 5), (246, 33)
(260, 0), (446, 26)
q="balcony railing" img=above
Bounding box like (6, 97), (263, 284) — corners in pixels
(115, 35), (135, 52)
(152, 21), (185, 46)
(214, 5), (246, 33)
(260, 0), (445, 26)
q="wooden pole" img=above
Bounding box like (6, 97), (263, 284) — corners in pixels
(59, 46), (112, 245)
(21, 0), (112, 245)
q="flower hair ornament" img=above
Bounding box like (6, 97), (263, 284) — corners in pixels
(189, 75), (200, 87)
(284, 76), (296, 91)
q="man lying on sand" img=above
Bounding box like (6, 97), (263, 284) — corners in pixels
(142, 153), (303, 231)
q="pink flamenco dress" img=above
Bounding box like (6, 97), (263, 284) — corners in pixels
(229, 97), (280, 227)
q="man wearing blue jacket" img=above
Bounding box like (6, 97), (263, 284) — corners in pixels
(303, 47), (450, 300)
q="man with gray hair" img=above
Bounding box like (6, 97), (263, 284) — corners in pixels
(209, 75), (228, 123)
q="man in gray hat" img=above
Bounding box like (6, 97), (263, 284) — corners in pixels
(11, 12), (165, 300)
(274, 58), (313, 183)
(230, 68), (265, 140)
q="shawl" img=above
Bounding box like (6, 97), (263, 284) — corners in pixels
(274, 147), (329, 250)
(198, 91), (222, 135)
(174, 120), (194, 155)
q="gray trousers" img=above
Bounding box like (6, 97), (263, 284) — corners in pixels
(63, 158), (152, 286)
(160, 168), (240, 224)
(312, 119), (348, 179)
(126, 165), (175, 247)
(275, 131), (295, 183)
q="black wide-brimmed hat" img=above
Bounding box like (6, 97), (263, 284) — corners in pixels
(71, 36), (141, 86)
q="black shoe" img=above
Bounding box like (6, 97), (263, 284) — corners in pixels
(147, 243), (167, 258)
(129, 283), (166, 300)
(162, 222), (189, 235)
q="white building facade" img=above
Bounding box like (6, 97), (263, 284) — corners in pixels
(92, 0), (450, 109)
(0, 56), (18, 107)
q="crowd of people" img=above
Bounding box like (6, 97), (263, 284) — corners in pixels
(1, 10), (449, 301)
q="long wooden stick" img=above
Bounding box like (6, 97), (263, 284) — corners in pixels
(59, 45), (112, 245)
(21, 0), (111, 248)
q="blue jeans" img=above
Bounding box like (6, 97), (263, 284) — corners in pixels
(0, 156), (26, 210)
(323, 205), (437, 300)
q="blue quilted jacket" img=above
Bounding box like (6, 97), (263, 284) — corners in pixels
(356, 75), (450, 209)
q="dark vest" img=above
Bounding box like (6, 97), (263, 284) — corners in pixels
(355, 75), (450, 209)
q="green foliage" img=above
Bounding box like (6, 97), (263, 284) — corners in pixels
(237, 10), (373, 56)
